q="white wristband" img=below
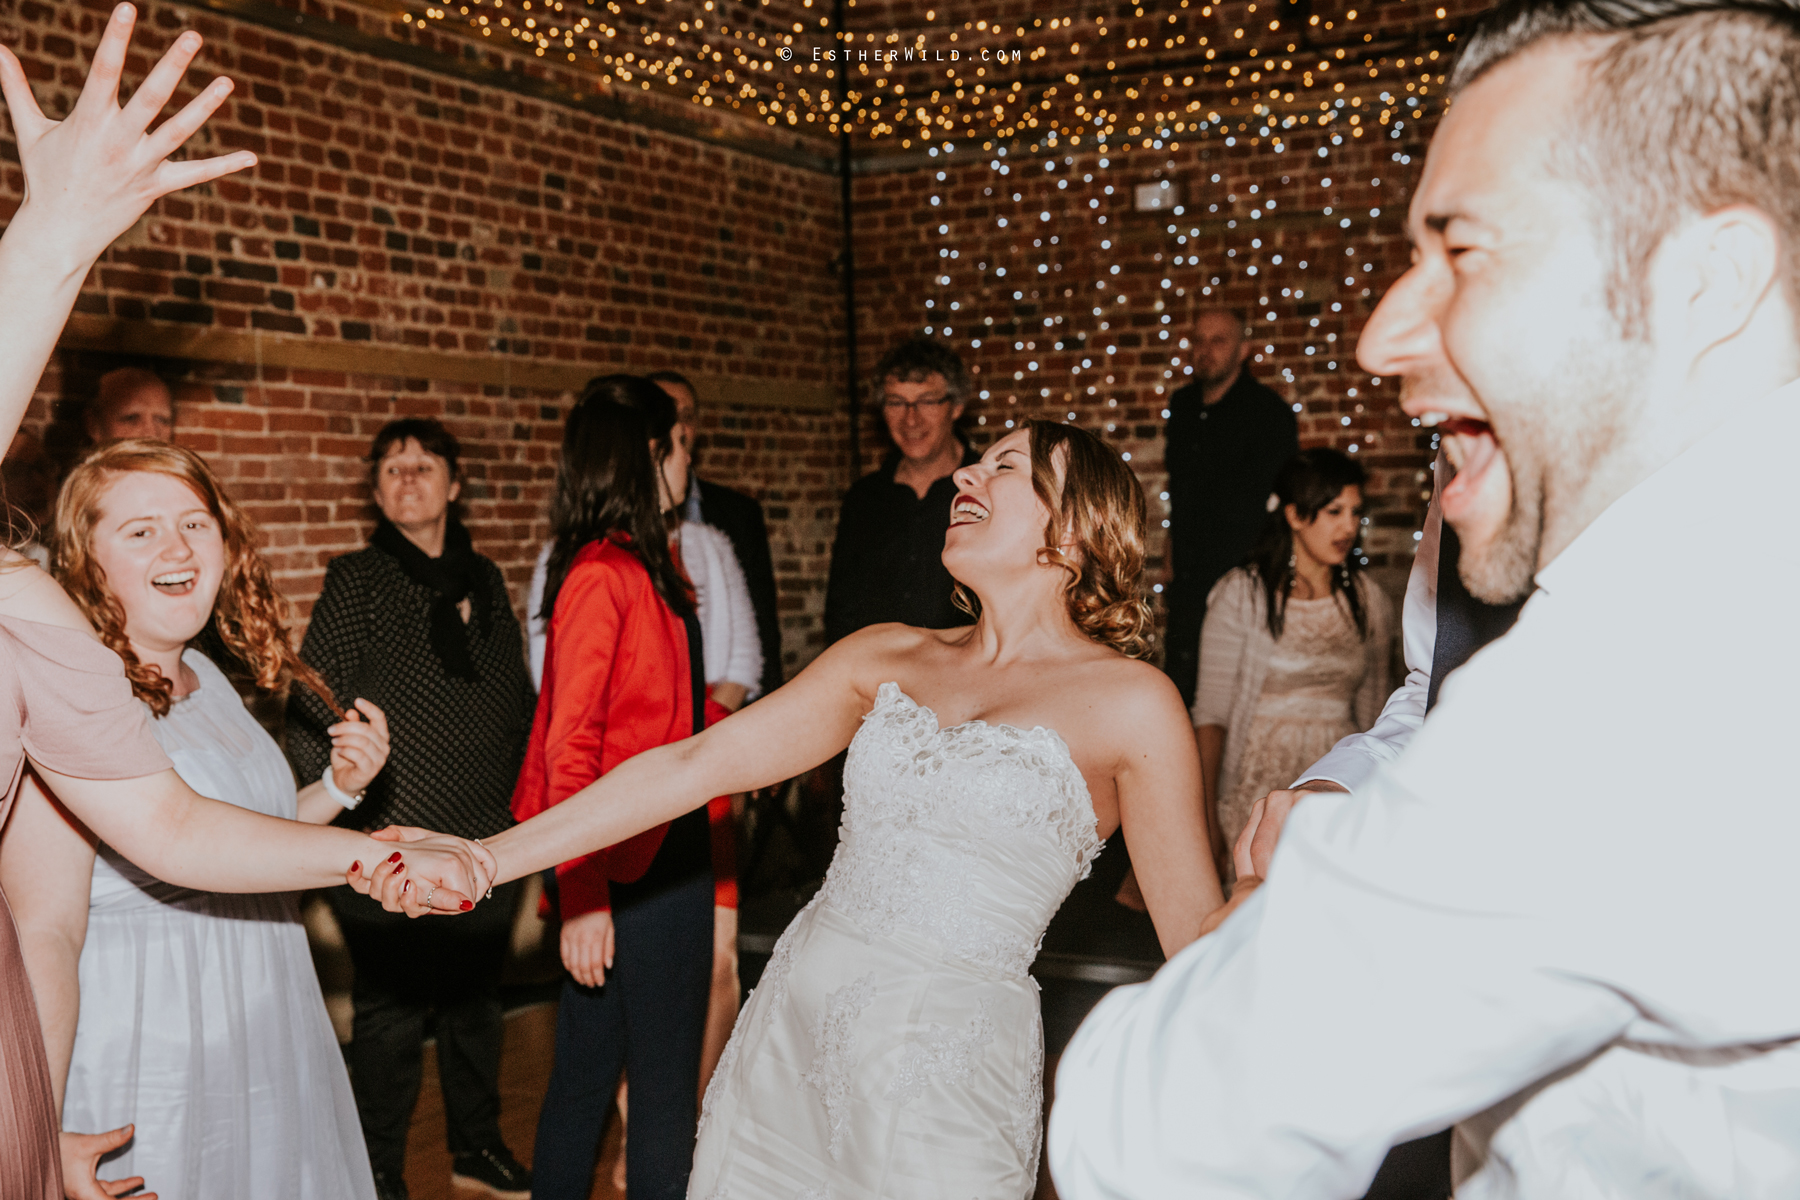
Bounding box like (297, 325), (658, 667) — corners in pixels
(322, 766), (365, 811)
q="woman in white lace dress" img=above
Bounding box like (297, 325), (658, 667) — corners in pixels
(388, 420), (1226, 1199)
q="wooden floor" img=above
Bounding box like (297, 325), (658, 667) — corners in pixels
(401, 1001), (624, 1200)
(395, 999), (1072, 1200)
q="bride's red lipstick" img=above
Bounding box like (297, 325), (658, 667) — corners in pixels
(949, 493), (989, 526)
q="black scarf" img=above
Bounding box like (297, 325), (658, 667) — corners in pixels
(369, 515), (485, 682)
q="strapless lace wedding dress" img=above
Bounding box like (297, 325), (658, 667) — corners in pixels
(690, 683), (1101, 1200)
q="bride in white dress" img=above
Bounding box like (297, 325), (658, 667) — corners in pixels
(376, 420), (1224, 1198)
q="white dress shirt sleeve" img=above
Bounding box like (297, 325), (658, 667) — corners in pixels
(1050, 384), (1800, 1200)
(1046, 770), (1635, 1200)
(526, 541), (551, 691)
(1293, 461), (1443, 791)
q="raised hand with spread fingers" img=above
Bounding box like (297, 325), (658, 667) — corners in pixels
(0, 2), (255, 446)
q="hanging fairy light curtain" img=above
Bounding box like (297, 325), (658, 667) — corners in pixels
(389, 0), (1459, 152)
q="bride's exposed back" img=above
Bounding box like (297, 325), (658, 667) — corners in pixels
(394, 420), (1224, 1198)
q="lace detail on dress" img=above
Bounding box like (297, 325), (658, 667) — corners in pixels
(885, 998), (996, 1104)
(822, 684), (1101, 977)
(852, 683), (1101, 869)
(802, 972), (878, 1161)
(700, 1008), (745, 1135)
(758, 893), (816, 1032)
(822, 830), (1040, 976)
(1010, 1007), (1046, 1171)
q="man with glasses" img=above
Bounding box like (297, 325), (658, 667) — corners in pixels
(1164, 310), (1297, 707)
(824, 337), (979, 644)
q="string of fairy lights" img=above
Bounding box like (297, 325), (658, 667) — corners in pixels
(387, 0), (1457, 553)
(392, 0), (1458, 153)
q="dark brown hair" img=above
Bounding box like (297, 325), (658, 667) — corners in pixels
(645, 369), (698, 399)
(366, 417), (461, 485)
(540, 374), (694, 622)
(1245, 448), (1369, 641)
(873, 337), (973, 407)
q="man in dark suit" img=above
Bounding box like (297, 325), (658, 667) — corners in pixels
(1163, 311), (1298, 707)
(650, 371), (784, 700)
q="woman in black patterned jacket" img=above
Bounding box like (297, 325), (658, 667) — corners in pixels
(287, 417), (535, 1200)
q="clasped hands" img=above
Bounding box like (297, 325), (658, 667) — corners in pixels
(1195, 779), (1347, 937)
(347, 827), (499, 918)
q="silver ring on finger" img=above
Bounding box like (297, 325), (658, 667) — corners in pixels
(422, 884), (437, 909)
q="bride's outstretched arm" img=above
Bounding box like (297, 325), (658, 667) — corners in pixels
(0, 4), (255, 447)
(1111, 670), (1225, 959)
(477, 634), (878, 889)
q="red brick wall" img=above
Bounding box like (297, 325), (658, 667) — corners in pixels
(852, 128), (1435, 609)
(846, 0), (1487, 613)
(7, 0), (1490, 681)
(7, 0), (848, 676)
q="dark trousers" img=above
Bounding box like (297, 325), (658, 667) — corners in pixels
(1362, 1129), (1453, 1200)
(327, 879), (521, 1178)
(532, 871), (713, 1200)
(1163, 588), (1206, 709)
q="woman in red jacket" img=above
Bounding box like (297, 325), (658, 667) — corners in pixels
(511, 374), (713, 1200)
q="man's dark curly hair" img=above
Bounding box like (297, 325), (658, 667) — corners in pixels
(872, 337), (972, 407)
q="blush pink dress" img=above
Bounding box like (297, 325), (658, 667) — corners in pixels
(0, 613), (170, 1200)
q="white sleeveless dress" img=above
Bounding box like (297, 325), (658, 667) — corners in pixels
(690, 682), (1101, 1200)
(62, 651), (375, 1199)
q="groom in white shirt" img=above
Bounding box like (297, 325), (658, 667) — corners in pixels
(1049, 1), (1800, 1196)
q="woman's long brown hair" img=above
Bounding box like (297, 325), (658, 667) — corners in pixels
(53, 440), (342, 719)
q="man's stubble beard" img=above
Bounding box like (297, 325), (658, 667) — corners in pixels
(1457, 425), (1546, 605)
(1458, 331), (1649, 605)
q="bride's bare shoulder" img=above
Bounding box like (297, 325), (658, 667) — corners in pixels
(804, 623), (953, 707)
(0, 553), (98, 634)
(1082, 653), (1189, 730)
(831, 622), (947, 662)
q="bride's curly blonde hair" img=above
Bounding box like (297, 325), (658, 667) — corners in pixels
(955, 420), (1154, 659)
(54, 441), (341, 719)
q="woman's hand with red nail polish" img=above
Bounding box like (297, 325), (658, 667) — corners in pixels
(357, 829), (486, 917)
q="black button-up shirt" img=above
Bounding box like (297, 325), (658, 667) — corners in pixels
(824, 442), (981, 645)
(1164, 365), (1298, 605)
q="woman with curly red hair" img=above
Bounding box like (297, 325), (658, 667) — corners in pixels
(52, 440), (387, 1199)
(384, 419), (1225, 1200)
(0, 17), (483, 1199)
